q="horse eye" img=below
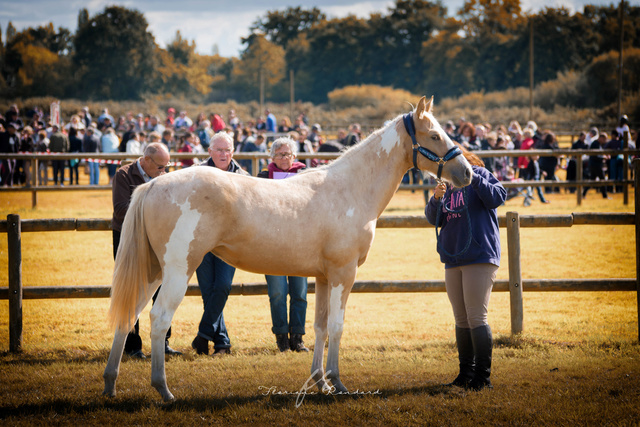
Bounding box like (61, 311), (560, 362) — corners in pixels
(432, 133), (441, 141)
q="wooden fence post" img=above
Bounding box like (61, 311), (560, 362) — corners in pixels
(634, 160), (640, 342)
(506, 211), (523, 335)
(576, 158), (583, 206)
(7, 214), (23, 352)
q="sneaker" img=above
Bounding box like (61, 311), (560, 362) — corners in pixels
(212, 348), (231, 357)
(290, 334), (309, 352)
(126, 349), (146, 359)
(165, 340), (183, 356)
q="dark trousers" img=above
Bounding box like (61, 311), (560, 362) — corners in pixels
(195, 252), (234, 349)
(1, 159), (15, 186)
(52, 160), (65, 185)
(113, 230), (170, 353)
(68, 159), (80, 185)
(583, 166), (608, 198)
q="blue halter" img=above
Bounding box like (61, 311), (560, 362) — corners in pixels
(402, 112), (462, 180)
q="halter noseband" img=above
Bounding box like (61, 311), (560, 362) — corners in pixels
(402, 112), (462, 181)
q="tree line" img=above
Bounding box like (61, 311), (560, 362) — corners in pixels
(0, 0), (639, 109)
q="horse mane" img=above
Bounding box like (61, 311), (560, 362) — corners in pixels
(299, 113), (405, 176)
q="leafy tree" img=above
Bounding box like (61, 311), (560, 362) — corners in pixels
(370, 0), (447, 90)
(167, 30), (194, 65)
(13, 41), (70, 97)
(155, 34), (216, 99)
(232, 34), (285, 101)
(421, 21), (477, 98)
(78, 9), (89, 29)
(583, 2), (640, 54)
(581, 47), (640, 107)
(528, 7), (599, 86)
(73, 6), (158, 100)
(457, 0), (524, 41)
(1, 23), (72, 97)
(303, 16), (372, 102)
(6, 22), (16, 43)
(250, 6), (325, 49)
(207, 56), (239, 101)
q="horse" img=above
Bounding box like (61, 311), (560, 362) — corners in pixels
(102, 96), (473, 402)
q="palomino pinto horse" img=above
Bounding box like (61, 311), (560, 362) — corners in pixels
(103, 96), (473, 401)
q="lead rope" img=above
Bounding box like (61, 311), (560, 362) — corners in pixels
(434, 182), (473, 259)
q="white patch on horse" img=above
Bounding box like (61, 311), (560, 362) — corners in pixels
(329, 284), (345, 333)
(378, 125), (399, 156)
(346, 207), (355, 218)
(163, 198), (201, 272)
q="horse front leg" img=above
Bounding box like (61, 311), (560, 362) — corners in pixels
(325, 279), (354, 394)
(311, 276), (331, 393)
(149, 270), (189, 402)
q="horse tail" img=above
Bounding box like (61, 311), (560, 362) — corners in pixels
(108, 181), (156, 331)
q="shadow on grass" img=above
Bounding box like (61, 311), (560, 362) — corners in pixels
(0, 382), (466, 418)
(0, 349), (110, 366)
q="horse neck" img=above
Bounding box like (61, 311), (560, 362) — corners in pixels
(327, 119), (412, 217)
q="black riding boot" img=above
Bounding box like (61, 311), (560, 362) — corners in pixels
(469, 324), (493, 391)
(446, 326), (475, 388)
(275, 334), (290, 352)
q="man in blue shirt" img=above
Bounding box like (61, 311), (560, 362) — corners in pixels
(265, 109), (277, 133)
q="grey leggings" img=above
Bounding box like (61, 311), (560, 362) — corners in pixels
(445, 263), (498, 329)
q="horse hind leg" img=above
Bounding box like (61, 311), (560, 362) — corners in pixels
(102, 326), (129, 397)
(325, 281), (354, 394)
(103, 283), (158, 398)
(311, 276), (332, 393)
(149, 269), (190, 402)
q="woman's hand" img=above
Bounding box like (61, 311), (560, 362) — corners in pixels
(434, 181), (447, 200)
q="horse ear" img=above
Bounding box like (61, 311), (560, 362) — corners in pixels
(425, 96), (434, 113)
(416, 96), (434, 118)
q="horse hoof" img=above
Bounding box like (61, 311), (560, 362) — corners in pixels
(330, 379), (348, 394)
(154, 388), (175, 402)
(102, 389), (116, 398)
(320, 382), (332, 394)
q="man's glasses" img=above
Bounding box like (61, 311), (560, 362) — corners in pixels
(213, 148), (232, 154)
(274, 152), (294, 160)
(149, 157), (169, 170)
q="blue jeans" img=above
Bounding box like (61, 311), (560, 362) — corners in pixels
(265, 275), (308, 335)
(88, 161), (100, 185)
(107, 163), (118, 180)
(195, 252), (234, 349)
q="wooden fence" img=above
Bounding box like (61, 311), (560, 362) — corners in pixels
(2, 148), (639, 207)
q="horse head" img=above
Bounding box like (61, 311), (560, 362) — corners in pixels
(405, 96), (473, 188)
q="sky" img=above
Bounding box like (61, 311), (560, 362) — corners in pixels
(0, 0), (625, 58)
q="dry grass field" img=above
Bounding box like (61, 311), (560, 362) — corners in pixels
(0, 172), (638, 425)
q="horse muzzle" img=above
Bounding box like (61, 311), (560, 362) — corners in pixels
(449, 159), (473, 188)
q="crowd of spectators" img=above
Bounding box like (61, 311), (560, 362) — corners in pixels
(0, 103), (366, 187)
(438, 116), (637, 205)
(0, 103), (635, 200)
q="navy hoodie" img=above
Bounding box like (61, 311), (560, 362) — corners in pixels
(425, 166), (506, 268)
